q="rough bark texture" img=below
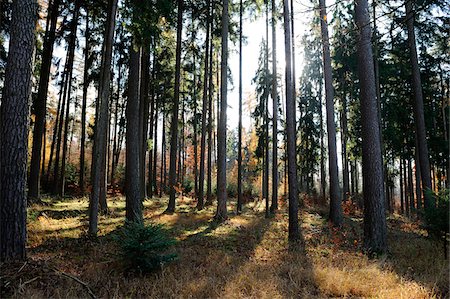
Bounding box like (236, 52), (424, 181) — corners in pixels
(405, 0), (434, 208)
(270, 0), (278, 213)
(355, 0), (387, 254)
(283, 0), (300, 241)
(89, 0), (118, 234)
(206, 20), (214, 206)
(215, 0), (229, 221)
(28, 0), (61, 199)
(125, 46), (143, 223)
(319, 0), (342, 226)
(167, 0), (183, 213)
(1, 0), (37, 262)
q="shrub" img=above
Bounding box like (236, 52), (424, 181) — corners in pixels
(182, 178), (193, 194)
(423, 189), (449, 259)
(113, 222), (177, 273)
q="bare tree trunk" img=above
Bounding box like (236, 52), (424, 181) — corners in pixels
(88, 0), (118, 234)
(140, 48), (150, 199)
(148, 52), (156, 197)
(408, 157), (415, 214)
(59, 1), (80, 196)
(153, 97), (159, 195)
(206, 24), (214, 206)
(0, 0), (37, 261)
(28, 0), (61, 199)
(215, 0), (229, 221)
(198, 0), (211, 210)
(355, 0), (387, 254)
(264, 0), (270, 218)
(319, 79), (326, 203)
(236, 0), (243, 213)
(80, 6), (90, 195)
(270, 0), (278, 213)
(167, 0), (183, 213)
(125, 45), (143, 223)
(415, 137), (422, 209)
(400, 158), (404, 214)
(405, 0), (434, 208)
(319, 0), (342, 226)
(283, 0), (300, 241)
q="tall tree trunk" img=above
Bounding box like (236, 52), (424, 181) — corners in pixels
(415, 137), (422, 209)
(405, 0), (434, 208)
(28, 0), (61, 199)
(319, 78), (326, 203)
(408, 157), (415, 214)
(160, 110), (165, 197)
(111, 60), (122, 188)
(270, 0), (278, 213)
(264, 0), (270, 218)
(125, 45), (143, 223)
(148, 52), (156, 197)
(0, 0), (37, 261)
(206, 23), (214, 206)
(59, 1), (80, 196)
(237, 0), (243, 213)
(403, 157), (409, 216)
(215, 0), (229, 221)
(88, 0), (118, 234)
(341, 92), (349, 201)
(319, 0), (342, 226)
(198, 0), (211, 210)
(355, 0), (387, 254)
(167, 0), (183, 213)
(139, 48), (150, 198)
(153, 97), (159, 195)
(283, 0), (300, 241)
(80, 6), (90, 195)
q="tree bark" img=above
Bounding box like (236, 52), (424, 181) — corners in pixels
(237, 0), (243, 213)
(355, 0), (387, 254)
(215, 0), (229, 221)
(0, 0), (37, 261)
(28, 0), (61, 199)
(167, 0), (183, 213)
(88, 0), (118, 234)
(206, 21), (214, 206)
(270, 0), (278, 213)
(283, 0), (300, 241)
(198, 0), (211, 210)
(80, 6), (90, 195)
(319, 0), (342, 226)
(125, 45), (143, 223)
(405, 0), (434, 208)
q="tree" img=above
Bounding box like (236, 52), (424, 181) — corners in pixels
(283, 0), (300, 241)
(126, 44), (143, 223)
(237, 0), (243, 213)
(28, 0), (61, 199)
(319, 0), (342, 226)
(270, 0), (278, 213)
(89, 0), (118, 235)
(405, 0), (434, 209)
(355, 0), (387, 254)
(166, 0), (183, 213)
(0, 0), (37, 261)
(215, 0), (229, 221)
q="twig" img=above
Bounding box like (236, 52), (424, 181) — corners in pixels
(18, 276), (40, 293)
(17, 262), (27, 274)
(54, 270), (97, 299)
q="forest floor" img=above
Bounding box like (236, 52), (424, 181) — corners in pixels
(1, 195), (449, 298)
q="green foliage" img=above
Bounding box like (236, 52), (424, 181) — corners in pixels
(423, 189), (449, 240)
(114, 222), (177, 273)
(182, 178), (194, 194)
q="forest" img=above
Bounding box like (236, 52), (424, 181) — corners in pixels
(0, 0), (449, 297)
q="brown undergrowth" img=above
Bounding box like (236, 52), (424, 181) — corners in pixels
(1, 196), (448, 298)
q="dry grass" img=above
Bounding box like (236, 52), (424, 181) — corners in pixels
(1, 196), (448, 298)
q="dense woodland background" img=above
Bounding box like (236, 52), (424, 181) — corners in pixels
(0, 0), (449, 297)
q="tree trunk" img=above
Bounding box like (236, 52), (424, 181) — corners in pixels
(283, 0), (300, 241)
(148, 52), (156, 197)
(319, 0), (342, 226)
(405, 0), (434, 208)
(215, 0), (229, 221)
(415, 137), (422, 210)
(319, 77), (326, 203)
(408, 157), (415, 214)
(88, 0), (118, 234)
(153, 96), (159, 195)
(341, 92), (349, 201)
(59, 0), (80, 196)
(28, 0), (61, 199)
(167, 0), (183, 213)
(264, 0), (270, 218)
(80, 6), (90, 195)
(400, 158), (404, 214)
(355, 0), (387, 254)
(198, 0), (211, 210)
(125, 45), (143, 223)
(206, 22), (214, 206)
(139, 48), (150, 199)
(270, 0), (278, 213)
(237, 0), (243, 213)
(0, 0), (37, 261)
